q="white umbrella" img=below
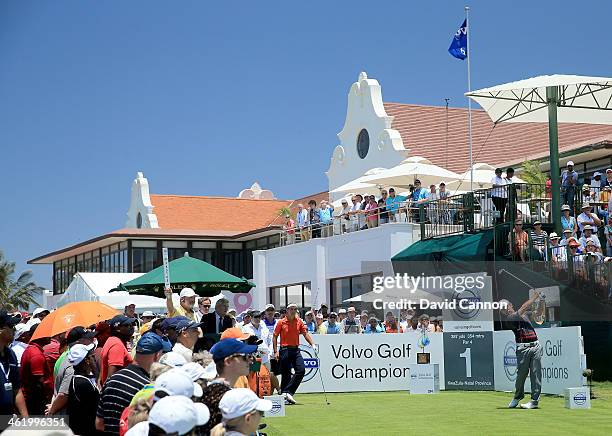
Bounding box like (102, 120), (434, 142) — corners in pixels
(360, 156), (461, 188)
(447, 163), (525, 191)
(466, 74), (612, 228)
(330, 167), (387, 195)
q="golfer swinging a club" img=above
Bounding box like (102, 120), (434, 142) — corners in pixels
(499, 290), (544, 409)
(273, 303), (316, 405)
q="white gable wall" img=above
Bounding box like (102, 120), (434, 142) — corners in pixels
(327, 72), (408, 202)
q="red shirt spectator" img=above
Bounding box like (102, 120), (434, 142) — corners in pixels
(99, 336), (132, 386)
(43, 336), (62, 379)
(20, 340), (54, 415)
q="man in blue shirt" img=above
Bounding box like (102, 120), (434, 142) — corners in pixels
(318, 312), (342, 334)
(0, 311), (22, 415)
(411, 179), (429, 222)
(385, 188), (407, 222)
(319, 200), (334, 237)
(561, 161), (578, 214)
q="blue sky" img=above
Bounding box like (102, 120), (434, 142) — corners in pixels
(2, 1), (612, 289)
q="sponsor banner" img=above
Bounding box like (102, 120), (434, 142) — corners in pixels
(442, 274), (494, 332)
(493, 326), (583, 395)
(297, 333), (445, 393)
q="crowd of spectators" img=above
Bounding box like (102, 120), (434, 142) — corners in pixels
(0, 292), (444, 434)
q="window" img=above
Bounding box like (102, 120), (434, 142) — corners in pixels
(330, 273), (381, 312)
(136, 212), (142, 229)
(132, 247), (158, 273)
(268, 282), (311, 309)
(168, 248), (187, 261)
(191, 249), (216, 265)
(357, 129), (370, 159)
(222, 250), (244, 277)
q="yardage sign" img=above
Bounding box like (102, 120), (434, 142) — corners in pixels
(443, 331), (494, 390)
(162, 248), (170, 289)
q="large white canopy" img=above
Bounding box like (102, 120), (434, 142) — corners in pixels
(467, 75), (612, 124)
(330, 167), (387, 195)
(360, 156), (461, 188)
(447, 163), (525, 191)
(57, 272), (167, 312)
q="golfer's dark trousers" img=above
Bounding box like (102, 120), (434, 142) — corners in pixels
(280, 346), (305, 395)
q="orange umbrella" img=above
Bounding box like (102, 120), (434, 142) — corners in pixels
(31, 301), (119, 341)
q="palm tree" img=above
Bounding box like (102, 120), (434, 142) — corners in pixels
(0, 250), (43, 310)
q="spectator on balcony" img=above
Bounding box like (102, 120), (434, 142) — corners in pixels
(307, 200), (321, 238)
(295, 204), (308, 242)
(603, 168), (612, 188)
(605, 216), (612, 257)
(386, 188), (406, 222)
(284, 214), (296, 245)
(318, 312), (342, 334)
(365, 195), (379, 228)
(357, 194), (368, 229)
(560, 228), (573, 246)
(364, 317), (384, 334)
(379, 190), (389, 224)
(578, 225), (602, 253)
(491, 167), (508, 224)
(567, 239), (584, 273)
(561, 161), (578, 213)
(509, 220), (529, 262)
(581, 185), (595, 205)
(529, 221), (548, 260)
(545, 176), (552, 199)
(338, 199), (352, 233)
(584, 240), (604, 263)
(410, 180), (429, 223)
(561, 204), (577, 237)
(549, 233), (566, 264)
(591, 172), (603, 191)
(598, 186), (610, 221)
(348, 195), (362, 231)
(577, 202), (602, 232)
(319, 200), (334, 237)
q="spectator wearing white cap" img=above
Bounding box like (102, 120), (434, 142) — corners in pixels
(210, 388), (272, 436)
(337, 308), (347, 323)
(603, 168), (612, 189)
(10, 319), (39, 365)
(591, 171), (603, 192)
(140, 311), (155, 325)
(165, 287), (197, 321)
(65, 343), (98, 436)
(126, 395), (209, 436)
(32, 307), (50, 321)
(577, 202), (602, 232)
(318, 311), (342, 334)
(561, 161), (578, 213)
(548, 233), (566, 264)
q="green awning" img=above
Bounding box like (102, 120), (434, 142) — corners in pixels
(392, 231), (493, 263)
(119, 255), (254, 297)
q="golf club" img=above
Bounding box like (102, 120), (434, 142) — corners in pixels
(312, 345), (330, 405)
(498, 268), (534, 288)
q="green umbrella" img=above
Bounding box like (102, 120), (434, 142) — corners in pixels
(118, 254), (254, 297)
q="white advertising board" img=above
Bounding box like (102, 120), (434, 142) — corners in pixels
(493, 326), (584, 395)
(297, 333), (444, 393)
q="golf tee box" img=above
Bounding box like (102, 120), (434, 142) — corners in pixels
(264, 395), (286, 417)
(564, 387), (591, 409)
(408, 364), (440, 394)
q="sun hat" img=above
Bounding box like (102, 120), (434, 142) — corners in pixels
(218, 388), (272, 420)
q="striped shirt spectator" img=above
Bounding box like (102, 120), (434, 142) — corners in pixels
(96, 363), (150, 435)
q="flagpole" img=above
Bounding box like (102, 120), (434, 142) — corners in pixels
(465, 6), (473, 192)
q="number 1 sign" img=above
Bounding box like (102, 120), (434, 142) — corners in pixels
(443, 331), (494, 390)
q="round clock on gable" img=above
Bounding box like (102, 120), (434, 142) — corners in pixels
(356, 128), (369, 159)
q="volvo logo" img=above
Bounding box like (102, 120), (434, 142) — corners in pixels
(299, 344), (319, 383)
(269, 399), (283, 414)
(573, 393), (587, 405)
(503, 341), (517, 381)
(452, 289), (482, 319)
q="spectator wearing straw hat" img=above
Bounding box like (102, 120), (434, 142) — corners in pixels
(561, 204), (577, 237)
(548, 233), (566, 263)
(577, 202), (602, 232)
(341, 306), (361, 334)
(578, 225), (602, 253)
(561, 161), (578, 212)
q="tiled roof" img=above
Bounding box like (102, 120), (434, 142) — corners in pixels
(384, 102), (612, 173)
(150, 195), (292, 232)
(267, 191), (330, 226)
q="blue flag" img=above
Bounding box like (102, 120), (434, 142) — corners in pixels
(448, 19), (468, 60)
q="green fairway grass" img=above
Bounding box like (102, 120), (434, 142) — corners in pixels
(263, 382), (612, 435)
